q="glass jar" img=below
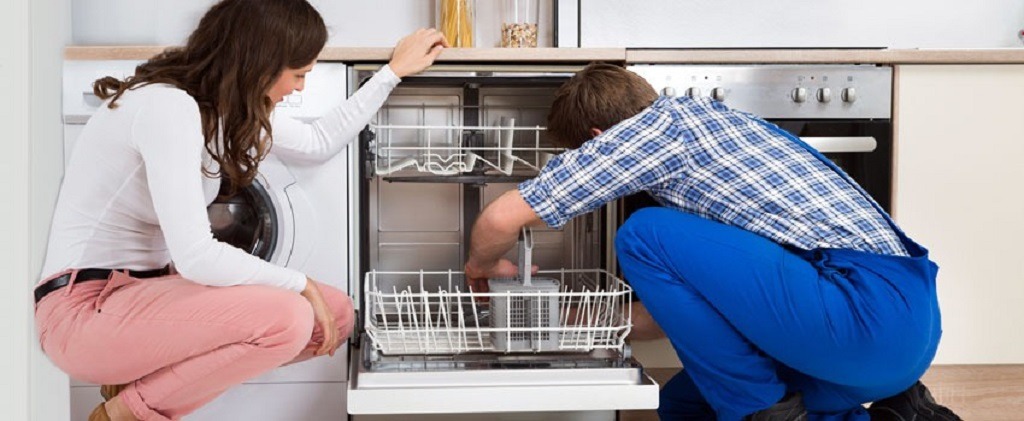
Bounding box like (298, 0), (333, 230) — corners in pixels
(501, 0), (539, 48)
(437, 0), (475, 48)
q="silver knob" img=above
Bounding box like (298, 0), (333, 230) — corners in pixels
(791, 87), (808, 103)
(662, 87), (677, 97)
(686, 87), (702, 98)
(841, 87), (857, 103)
(711, 87), (726, 101)
(816, 88), (832, 103)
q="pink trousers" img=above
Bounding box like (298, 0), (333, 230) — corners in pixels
(34, 270), (355, 421)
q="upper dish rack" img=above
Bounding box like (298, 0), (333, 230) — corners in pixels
(366, 104), (563, 178)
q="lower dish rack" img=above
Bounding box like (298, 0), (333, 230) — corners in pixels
(363, 268), (633, 355)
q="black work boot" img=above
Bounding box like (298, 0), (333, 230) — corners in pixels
(868, 381), (962, 420)
(746, 393), (808, 421)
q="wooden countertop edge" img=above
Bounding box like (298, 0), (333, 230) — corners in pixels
(65, 46), (627, 62)
(65, 46), (1024, 64)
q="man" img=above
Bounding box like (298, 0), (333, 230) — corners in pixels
(464, 63), (961, 421)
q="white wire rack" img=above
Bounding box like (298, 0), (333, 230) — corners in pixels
(364, 269), (633, 355)
(369, 104), (563, 176)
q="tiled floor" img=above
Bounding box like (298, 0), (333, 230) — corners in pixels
(620, 365), (1024, 420)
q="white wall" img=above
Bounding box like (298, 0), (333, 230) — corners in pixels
(31, 0), (74, 418)
(0, 0), (32, 418)
(71, 0), (556, 48)
(576, 0), (1024, 48)
(2, 0), (71, 419)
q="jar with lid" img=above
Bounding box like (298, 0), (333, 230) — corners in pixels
(437, 0), (475, 47)
(501, 0), (538, 48)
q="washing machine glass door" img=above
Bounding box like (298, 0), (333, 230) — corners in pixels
(207, 178), (278, 262)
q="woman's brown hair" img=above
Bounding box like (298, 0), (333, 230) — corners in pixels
(93, 0), (327, 192)
(547, 62), (658, 150)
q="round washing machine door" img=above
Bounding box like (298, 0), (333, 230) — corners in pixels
(206, 178), (280, 262)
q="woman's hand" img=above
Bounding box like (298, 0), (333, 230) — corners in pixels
(388, 28), (450, 78)
(301, 277), (339, 357)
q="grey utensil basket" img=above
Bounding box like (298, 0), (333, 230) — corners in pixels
(489, 228), (561, 352)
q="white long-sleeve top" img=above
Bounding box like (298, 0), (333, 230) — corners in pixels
(40, 65), (401, 292)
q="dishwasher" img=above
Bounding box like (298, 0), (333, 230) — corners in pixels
(344, 63), (659, 417)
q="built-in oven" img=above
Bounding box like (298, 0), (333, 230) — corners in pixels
(627, 64), (894, 213)
(344, 64), (658, 419)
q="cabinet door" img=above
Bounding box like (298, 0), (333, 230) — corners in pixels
(895, 65), (1024, 364)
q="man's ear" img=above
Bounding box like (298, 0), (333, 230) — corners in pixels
(590, 128), (603, 138)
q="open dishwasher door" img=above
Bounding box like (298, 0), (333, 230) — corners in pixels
(347, 267), (660, 415)
(348, 351), (659, 415)
(345, 64), (659, 415)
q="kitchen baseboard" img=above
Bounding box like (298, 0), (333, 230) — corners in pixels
(621, 364), (1024, 421)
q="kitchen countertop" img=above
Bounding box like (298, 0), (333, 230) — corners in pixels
(64, 47), (627, 63)
(64, 46), (1024, 64)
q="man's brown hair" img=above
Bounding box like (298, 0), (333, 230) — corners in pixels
(546, 62), (658, 149)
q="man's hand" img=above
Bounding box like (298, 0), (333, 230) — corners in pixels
(464, 258), (539, 294)
(464, 258), (517, 293)
(464, 190), (544, 290)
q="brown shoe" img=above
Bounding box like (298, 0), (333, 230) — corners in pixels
(100, 384), (128, 401)
(88, 403), (111, 421)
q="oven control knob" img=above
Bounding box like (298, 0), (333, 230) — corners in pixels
(661, 87), (677, 97)
(791, 87), (808, 103)
(816, 87), (832, 103)
(711, 87), (726, 101)
(841, 87), (857, 103)
(686, 87), (702, 98)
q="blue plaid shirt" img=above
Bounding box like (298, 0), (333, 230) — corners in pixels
(520, 96), (909, 257)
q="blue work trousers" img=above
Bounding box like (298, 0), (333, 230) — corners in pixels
(616, 208), (941, 420)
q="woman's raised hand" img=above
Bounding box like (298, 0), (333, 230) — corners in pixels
(388, 28), (450, 78)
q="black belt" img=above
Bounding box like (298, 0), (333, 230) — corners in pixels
(34, 266), (171, 304)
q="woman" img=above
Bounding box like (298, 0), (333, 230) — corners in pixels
(34, 1), (447, 420)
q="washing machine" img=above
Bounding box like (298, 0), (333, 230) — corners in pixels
(62, 60), (352, 420)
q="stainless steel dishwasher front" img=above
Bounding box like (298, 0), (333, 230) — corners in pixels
(345, 64), (659, 415)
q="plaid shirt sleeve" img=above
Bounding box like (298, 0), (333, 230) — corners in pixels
(519, 106), (688, 229)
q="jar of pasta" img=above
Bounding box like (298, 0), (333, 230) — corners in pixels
(501, 0), (538, 48)
(437, 0), (475, 48)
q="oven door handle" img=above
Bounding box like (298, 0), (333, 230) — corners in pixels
(800, 136), (877, 153)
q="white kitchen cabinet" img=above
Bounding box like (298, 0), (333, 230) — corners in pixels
(894, 65), (1024, 364)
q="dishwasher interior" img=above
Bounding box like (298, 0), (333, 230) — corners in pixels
(346, 64), (657, 414)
